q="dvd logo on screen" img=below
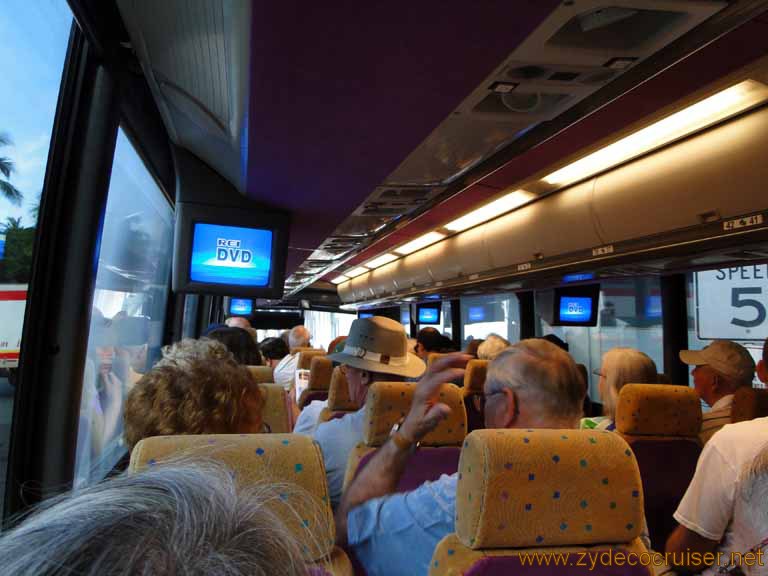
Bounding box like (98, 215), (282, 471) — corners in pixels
(567, 302), (585, 314)
(217, 238), (253, 263)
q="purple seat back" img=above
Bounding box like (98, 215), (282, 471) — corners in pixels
(626, 438), (701, 550)
(356, 446), (462, 492)
(461, 551), (652, 575)
(464, 395), (485, 433)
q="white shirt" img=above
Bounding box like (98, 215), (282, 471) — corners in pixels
(273, 353), (299, 389)
(675, 416), (768, 575)
(293, 399), (328, 436)
(313, 407), (366, 509)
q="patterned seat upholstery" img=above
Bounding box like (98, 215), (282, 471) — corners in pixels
(731, 386), (768, 422)
(318, 367), (358, 424)
(430, 429), (651, 576)
(247, 365), (274, 384)
(297, 349), (327, 370)
(260, 382), (292, 433)
(342, 381), (467, 492)
(615, 384), (702, 550)
(299, 356), (334, 410)
(428, 352), (451, 367)
(463, 359), (488, 433)
(129, 434), (352, 575)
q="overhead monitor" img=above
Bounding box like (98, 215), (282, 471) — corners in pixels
(358, 306), (401, 322)
(558, 296), (593, 323)
(417, 304), (441, 325)
(173, 201), (290, 298)
(468, 306), (486, 322)
(645, 295), (662, 318)
(229, 298), (253, 316)
(538, 284), (600, 327)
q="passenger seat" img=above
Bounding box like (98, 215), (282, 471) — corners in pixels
(342, 381), (466, 493)
(298, 355), (333, 410)
(318, 366), (358, 424)
(615, 383), (702, 550)
(430, 429), (650, 575)
(731, 386), (768, 422)
(129, 433), (353, 575)
(463, 359), (488, 432)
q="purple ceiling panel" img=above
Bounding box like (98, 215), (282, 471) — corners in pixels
(246, 1), (561, 274)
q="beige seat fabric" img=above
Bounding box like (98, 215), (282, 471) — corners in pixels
(247, 365), (274, 384)
(731, 386), (768, 423)
(463, 359), (488, 398)
(342, 381), (467, 491)
(295, 349), (326, 369)
(430, 429), (650, 575)
(130, 434), (352, 575)
(318, 366), (357, 424)
(298, 356), (333, 409)
(261, 382), (292, 433)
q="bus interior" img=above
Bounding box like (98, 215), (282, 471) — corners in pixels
(2, 0), (768, 564)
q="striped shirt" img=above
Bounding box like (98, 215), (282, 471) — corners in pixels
(699, 394), (734, 445)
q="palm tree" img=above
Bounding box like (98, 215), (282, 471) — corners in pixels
(0, 133), (22, 206)
(3, 216), (23, 232)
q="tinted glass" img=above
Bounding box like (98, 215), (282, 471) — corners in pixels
(74, 129), (173, 487)
(0, 0), (73, 513)
(302, 310), (356, 352)
(461, 293), (520, 347)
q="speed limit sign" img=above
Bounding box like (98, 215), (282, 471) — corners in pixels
(695, 266), (768, 341)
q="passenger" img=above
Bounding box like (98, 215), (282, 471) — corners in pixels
(334, 340), (585, 575)
(225, 316), (252, 330)
(413, 327), (444, 360)
(206, 326), (263, 366)
(112, 315), (149, 391)
(476, 333), (510, 360)
(273, 325), (312, 389)
(680, 340), (755, 444)
(124, 339), (266, 450)
(314, 317), (425, 509)
(666, 417), (768, 573)
(0, 461), (317, 576)
(543, 333), (569, 352)
(260, 336), (290, 369)
(581, 347), (657, 431)
(464, 338), (483, 358)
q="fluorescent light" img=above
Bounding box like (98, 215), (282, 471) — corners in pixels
(345, 266), (370, 278)
(543, 80), (768, 188)
(445, 190), (535, 232)
(331, 275), (349, 284)
(365, 253), (399, 269)
(394, 232), (446, 255)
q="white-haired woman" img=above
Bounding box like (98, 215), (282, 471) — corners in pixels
(581, 347), (658, 431)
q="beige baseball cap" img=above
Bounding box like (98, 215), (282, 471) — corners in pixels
(679, 340), (755, 383)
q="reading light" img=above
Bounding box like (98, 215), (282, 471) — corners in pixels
(394, 232), (446, 255)
(331, 275), (349, 284)
(365, 253), (399, 269)
(445, 190), (535, 232)
(345, 266), (370, 278)
(543, 80), (768, 188)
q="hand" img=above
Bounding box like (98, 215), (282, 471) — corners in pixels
(399, 353), (470, 444)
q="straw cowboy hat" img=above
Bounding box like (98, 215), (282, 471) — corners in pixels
(327, 316), (425, 379)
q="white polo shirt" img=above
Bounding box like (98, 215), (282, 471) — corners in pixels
(273, 353), (299, 390)
(674, 416), (768, 575)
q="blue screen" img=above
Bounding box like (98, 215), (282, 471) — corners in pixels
(400, 308), (411, 326)
(645, 295), (662, 318)
(0, 234), (5, 260)
(229, 298), (253, 315)
(468, 306), (485, 322)
(418, 307), (439, 324)
(359, 312), (374, 319)
(190, 223), (273, 287)
(558, 296), (593, 323)
(562, 273), (595, 283)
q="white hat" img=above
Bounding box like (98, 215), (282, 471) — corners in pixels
(679, 340), (755, 383)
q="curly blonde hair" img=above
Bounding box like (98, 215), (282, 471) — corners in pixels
(125, 339), (263, 450)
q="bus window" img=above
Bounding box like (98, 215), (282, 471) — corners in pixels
(181, 294), (199, 339)
(460, 293), (520, 349)
(302, 310), (356, 352)
(537, 278), (664, 401)
(686, 267), (767, 388)
(418, 300), (453, 340)
(0, 0), (73, 512)
(74, 128), (173, 488)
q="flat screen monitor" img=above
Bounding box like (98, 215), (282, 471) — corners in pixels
(173, 202), (289, 298)
(468, 306), (486, 322)
(558, 296), (593, 323)
(229, 298), (253, 316)
(645, 295), (662, 318)
(417, 304), (441, 325)
(547, 284), (600, 326)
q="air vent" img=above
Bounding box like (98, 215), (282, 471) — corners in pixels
(548, 71), (580, 82)
(473, 91), (572, 117)
(548, 7), (686, 52)
(507, 65), (550, 80)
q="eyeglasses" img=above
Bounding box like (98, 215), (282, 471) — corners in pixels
(592, 369), (605, 378)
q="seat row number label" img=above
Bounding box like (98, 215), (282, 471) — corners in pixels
(723, 214), (764, 231)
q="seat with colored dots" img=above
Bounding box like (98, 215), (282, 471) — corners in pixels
(430, 429), (651, 575)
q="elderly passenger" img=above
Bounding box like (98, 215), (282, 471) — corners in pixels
(680, 340), (756, 444)
(0, 461), (317, 576)
(476, 333), (510, 360)
(124, 339), (265, 450)
(335, 340), (585, 575)
(581, 347), (658, 431)
(260, 336), (290, 368)
(206, 326), (263, 366)
(273, 325), (312, 389)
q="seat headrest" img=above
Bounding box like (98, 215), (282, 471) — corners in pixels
(427, 352), (449, 367)
(616, 384), (702, 437)
(259, 383), (291, 433)
(297, 349), (326, 371)
(129, 434), (335, 560)
(247, 365), (274, 384)
(327, 366), (357, 411)
(463, 359), (488, 397)
(456, 429), (644, 549)
(732, 386), (768, 423)
(308, 356), (333, 391)
(363, 381), (466, 447)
